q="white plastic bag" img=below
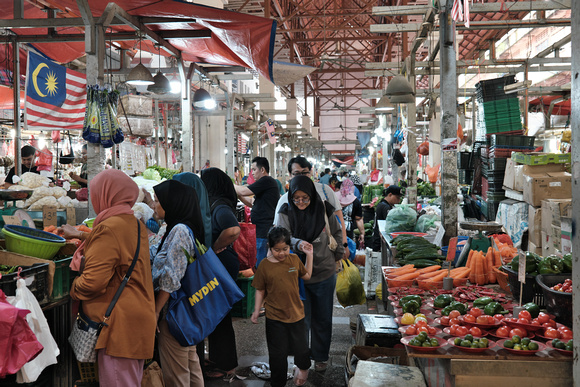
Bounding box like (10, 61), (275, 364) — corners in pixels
(9, 279), (59, 383)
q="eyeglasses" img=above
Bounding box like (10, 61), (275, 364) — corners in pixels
(291, 171), (310, 176)
(292, 197), (310, 204)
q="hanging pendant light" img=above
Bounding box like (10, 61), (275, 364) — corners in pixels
(127, 32), (154, 86)
(375, 95), (395, 112)
(193, 87), (216, 109)
(148, 45), (171, 93)
(385, 75), (415, 104)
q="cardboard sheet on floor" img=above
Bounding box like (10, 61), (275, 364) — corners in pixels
(349, 360), (426, 387)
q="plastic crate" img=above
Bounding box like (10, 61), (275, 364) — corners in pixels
(231, 276), (255, 318)
(458, 169), (473, 185)
(51, 256), (73, 300)
(489, 134), (535, 148)
(77, 362), (98, 383)
(0, 262), (49, 304)
(457, 152), (471, 169)
(502, 265), (544, 307)
(536, 274), (571, 327)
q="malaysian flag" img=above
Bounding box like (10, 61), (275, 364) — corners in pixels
(25, 51), (86, 131)
(451, 0), (463, 23)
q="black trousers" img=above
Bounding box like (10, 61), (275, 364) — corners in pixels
(266, 317), (311, 387)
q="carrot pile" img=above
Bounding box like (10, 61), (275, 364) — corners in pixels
(43, 224), (92, 247)
(493, 237), (518, 264)
(386, 264), (471, 283)
(465, 247), (502, 285)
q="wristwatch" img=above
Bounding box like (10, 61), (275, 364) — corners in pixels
(343, 243), (348, 247)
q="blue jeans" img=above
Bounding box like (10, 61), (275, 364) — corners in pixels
(303, 274), (336, 362)
(256, 238), (269, 267)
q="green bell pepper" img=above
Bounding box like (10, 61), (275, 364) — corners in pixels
(483, 302), (508, 316)
(473, 296), (493, 308)
(433, 294), (453, 308)
(562, 254), (572, 273)
(402, 300), (421, 315)
(399, 295), (422, 308)
(441, 301), (468, 316)
(510, 252), (540, 274)
(538, 255), (564, 275)
(523, 302), (540, 319)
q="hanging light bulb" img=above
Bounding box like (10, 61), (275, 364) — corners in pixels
(127, 32), (154, 86)
(170, 75), (181, 94)
(193, 88), (216, 110)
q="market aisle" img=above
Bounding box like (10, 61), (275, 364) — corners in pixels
(204, 294), (377, 387)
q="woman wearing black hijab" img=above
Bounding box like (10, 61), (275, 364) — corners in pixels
(150, 180), (205, 387)
(274, 175), (344, 373)
(200, 167), (240, 379)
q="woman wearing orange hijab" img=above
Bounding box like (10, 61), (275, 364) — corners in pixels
(63, 170), (156, 386)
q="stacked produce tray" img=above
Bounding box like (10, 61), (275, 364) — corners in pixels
(475, 76), (522, 136)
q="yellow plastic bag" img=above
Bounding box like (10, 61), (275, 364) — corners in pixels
(336, 259), (366, 307)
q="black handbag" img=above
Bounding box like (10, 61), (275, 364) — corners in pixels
(68, 220), (141, 362)
(59, 132), (75, 164)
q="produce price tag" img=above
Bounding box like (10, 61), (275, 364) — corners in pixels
(66, 208), (76, 226)
(2, 215), (20, 226)
(517, 250), (526, 284)
(43, 206), (58, 228)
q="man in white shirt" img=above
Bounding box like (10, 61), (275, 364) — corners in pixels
(274, 156), (350, 259)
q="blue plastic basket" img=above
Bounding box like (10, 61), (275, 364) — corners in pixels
(441, 236), (469, 265)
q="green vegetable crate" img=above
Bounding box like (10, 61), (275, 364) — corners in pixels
(51, 256), (73, 300)
(232, 276), (255, 318)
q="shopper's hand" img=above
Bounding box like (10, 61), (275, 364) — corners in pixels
(299, 241), (313, 253)
(343, 246), (350, 260)
(59, 224), (82, 239)
(301, 242), (313, 255)
(142, 188), (154, 208)
(250, 310), (260, 324)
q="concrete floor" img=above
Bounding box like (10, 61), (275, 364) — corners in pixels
(204, 295), (384, 387)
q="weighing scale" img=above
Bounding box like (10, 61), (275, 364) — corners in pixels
(455, 220), (503, 267)
(0, 189), (34, 228)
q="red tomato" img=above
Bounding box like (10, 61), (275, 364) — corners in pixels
(518, 310), (532, 320)
(510, 327), (527, 338)
(531, 318), (541, 326)
(417, 326), (429, 334)
(561, 330), (574, 340)
(557, 326), (571, 333)
(496, 326), (509, 337)
(537, 312), (550, 324)
(475, 316), (488, 324)
(544, 328), (560, 339)
(487, 316), (496, 324)
(449, 310), (461, 319)
(405, 326), (417, 335)
(449, 318), (460, 326)
(470, 327), (482, 337)
(428, 326), (437, 335)
(449, 324), (459, 335)
(456, 326), (469, 336)
(543, 319), (557, 329)
(494, 314), (504, 322)
(416, 320), (428, 328)
(463, 314), (476, 323)
(517, 318), (531, 325)
(440, 316), (451, 325)
(469, 307), (483, 317)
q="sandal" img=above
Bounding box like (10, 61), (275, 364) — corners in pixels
(204, 368), (235, 380)
(293, 367), (308, 386)
(314, 361), (328, 372)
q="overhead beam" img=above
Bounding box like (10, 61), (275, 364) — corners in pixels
(371, 19), (571, 33)
(372, 1), (570, 16)
(367, 56), (572, 69)
(0, 30), (212, 43)
(0, 16), (201, 28)
(365, 64), (571, 76)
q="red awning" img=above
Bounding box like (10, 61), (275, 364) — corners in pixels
(0, 0), (276, 82)
(528, 95), (571, 116)
(0, 86), (24, 110)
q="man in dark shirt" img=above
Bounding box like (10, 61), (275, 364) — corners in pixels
(4, 145), (39, 187)
(234, 157), (280, 266)
(372, 185), (403, 252)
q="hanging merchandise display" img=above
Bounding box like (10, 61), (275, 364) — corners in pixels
(83, 86), (124, 148)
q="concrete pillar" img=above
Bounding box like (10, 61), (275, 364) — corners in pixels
(406, 56), (418, 207)
(181, 77), (193, 172)
(439, 0), (458, 242)
(570, 0), (580, 379)
(195, 114), (226, 171)
(259, 75), (277, 178)
(225, 93), (235, 177)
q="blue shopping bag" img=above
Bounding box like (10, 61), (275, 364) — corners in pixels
(165, 230), (244, 347)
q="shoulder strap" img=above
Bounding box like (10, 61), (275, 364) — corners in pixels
(102, 219), (141, 323)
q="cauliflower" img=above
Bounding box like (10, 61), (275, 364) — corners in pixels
(28, 196), (58, 211)
(132, 202), (154, 222)
(8, 185), (29, 191)
(20, 172), (50, 188)
(57, 195), (74, 209)
(51, 187), (67, 199)
(25, 186), (53, 207)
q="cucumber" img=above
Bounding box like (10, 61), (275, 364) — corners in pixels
(408, 259), (440, 268)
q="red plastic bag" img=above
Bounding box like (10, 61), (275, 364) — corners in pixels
(233, 222), (257, 270)
(417, 141), (429, 155)
(51, 131), (61, 143)
(425, 164), (440, 183)
(243, 206), (252, 223)
(370, 169), (380, 182)
(35, 147), (53, 172)
(76, 187), (89, 201)
(0, 290), (44, 377)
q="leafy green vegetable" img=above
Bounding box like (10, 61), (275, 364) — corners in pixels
(143, 168), (162, 182)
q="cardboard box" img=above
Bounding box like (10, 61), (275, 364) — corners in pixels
(523, 164), (571, 207)
(527, 240), (542, 256)
(503, 158), (516, 189)
(541, 199), (572, 235)
(119, 95), (153, 116)
(551, 225), (562, 250)
(541, 231), (556, 256)
(513, 165), (525, 192)
(561, 217), (572, 254)
(527, 205), (542, 246)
